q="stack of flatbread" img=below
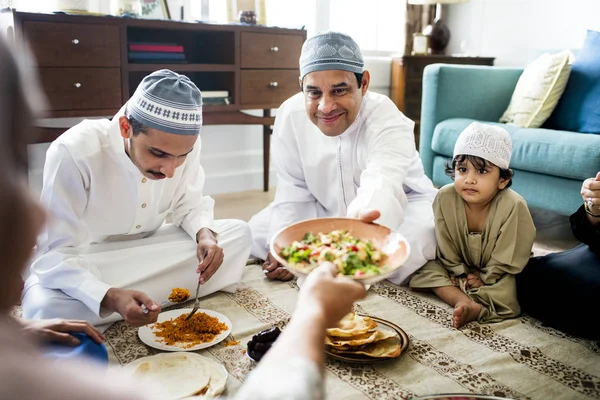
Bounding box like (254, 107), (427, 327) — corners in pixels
(126, 352), (227, 399)
(325, 313), (402, 359)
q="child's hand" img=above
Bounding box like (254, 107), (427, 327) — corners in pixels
(466, 273), (483, 289)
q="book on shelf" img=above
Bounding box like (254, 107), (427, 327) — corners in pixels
(203, 91), (229, 98)
(128, 43), (185, 53)
(202, 91), (230, 105)
(128, 52), (186, 62)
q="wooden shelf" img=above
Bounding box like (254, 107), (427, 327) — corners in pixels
(125, 64), (236, 72)
(7, 9), (306, 191)
(390, 55), (495, 150)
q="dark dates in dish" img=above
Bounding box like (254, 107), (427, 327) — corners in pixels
(255, 326), (281, 342)
(247, 327), (282, 361)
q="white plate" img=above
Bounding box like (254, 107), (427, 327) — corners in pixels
(138, 308), (232, 352)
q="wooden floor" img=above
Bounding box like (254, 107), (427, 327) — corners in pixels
(212, 189), (274, 221)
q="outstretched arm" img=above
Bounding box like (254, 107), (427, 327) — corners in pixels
(235, 263), (366, 400)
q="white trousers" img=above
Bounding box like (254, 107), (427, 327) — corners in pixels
(22, 219), (252, 328)
(248, 200), (436, 285)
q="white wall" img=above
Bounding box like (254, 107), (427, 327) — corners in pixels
(445, 0), (600, 66)
(27, 57), (392, 196)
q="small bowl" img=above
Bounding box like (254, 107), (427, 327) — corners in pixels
(270, 217), (410, 285)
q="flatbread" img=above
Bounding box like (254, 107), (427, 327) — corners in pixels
(183, 353), (227, 397)
(126, 352), (228, 399)
(325, 329), (397, 347)
(330, 337), (402, 358)
(326, 313), (378, 338)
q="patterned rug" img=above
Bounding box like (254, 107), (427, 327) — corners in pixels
(105, 264), (600, 399)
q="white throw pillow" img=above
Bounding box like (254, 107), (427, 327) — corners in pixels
(500, 50), (573, 128)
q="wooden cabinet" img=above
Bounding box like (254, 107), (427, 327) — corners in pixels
(390, 55), (495, 148)
(37, 67), (122, 111)
(240, 32), (304, 69)
(24, 21), (120, 67)
(240, 70), (300, 105)
(4, 10), (307, 191)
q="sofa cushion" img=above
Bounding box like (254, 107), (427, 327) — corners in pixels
(500, 50), (573, 128)
(548, 30), (600, 134)
(431, 118), (600, 181)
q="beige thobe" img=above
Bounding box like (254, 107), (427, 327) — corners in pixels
(410, 184), (536, 322)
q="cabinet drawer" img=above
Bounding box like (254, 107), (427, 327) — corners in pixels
(404, 60), (429, 80)
(405, 100), (422, 120)
(24, 21), (120, 67)
(404, 80), (422, 100)
(241, 33), (304, 69)
(38, 68), (122, 111)
(240, 70), (300, 105)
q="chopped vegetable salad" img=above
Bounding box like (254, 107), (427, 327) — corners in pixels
(280, 230), (387, 277)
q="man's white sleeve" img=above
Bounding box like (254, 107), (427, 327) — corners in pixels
(346, 121), (416, 231)
(32, 143), (111, 316)
(171, 142), (216, 240)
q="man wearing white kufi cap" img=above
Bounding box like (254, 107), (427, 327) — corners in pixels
(248, 32), (438, 284)
(22, 70), (252, 329)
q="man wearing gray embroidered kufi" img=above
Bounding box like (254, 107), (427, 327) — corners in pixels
(249, 32), (439, 285)
(23, 69), (252, 330)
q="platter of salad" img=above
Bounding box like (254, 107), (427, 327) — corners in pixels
(270, 218), (411, 284)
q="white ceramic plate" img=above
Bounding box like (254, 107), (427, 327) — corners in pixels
(138, 308), (232, 352)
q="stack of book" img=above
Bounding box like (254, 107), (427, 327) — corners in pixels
(128, 42), (186, 63)
(203, 91), (230, 105)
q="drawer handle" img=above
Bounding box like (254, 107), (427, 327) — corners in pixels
(270, 46), (279, 52)
(74, 83), (82, 88)
(269, 82), (279, 88)
(72, 39), (80, 45)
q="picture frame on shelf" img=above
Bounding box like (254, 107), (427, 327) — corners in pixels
(141, 0), (171, 20)
(412, 33), (429, 56)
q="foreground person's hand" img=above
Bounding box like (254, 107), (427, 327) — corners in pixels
(263, 251), (294, 281)
(358, 209), (381, 224)
(255, 261), (367, 371)
(101, 288), (160, 327)
(21, 318), (105, 346)
(297, 262), (367, 328)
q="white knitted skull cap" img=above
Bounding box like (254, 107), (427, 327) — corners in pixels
(453, 122), (512, 169)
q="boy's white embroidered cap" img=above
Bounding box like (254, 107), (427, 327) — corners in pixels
(453, 122), (512, 169)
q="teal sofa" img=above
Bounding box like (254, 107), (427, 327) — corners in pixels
(419, 64), (600, 216)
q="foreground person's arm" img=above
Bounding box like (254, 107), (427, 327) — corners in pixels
(235, 263), (367, 400)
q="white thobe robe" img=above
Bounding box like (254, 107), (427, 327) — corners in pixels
(249, 91), (437, 284)
(22, 108), (252, 327)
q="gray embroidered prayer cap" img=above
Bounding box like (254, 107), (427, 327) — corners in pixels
(128, 69), (202, 135)
(299, 31), (364, 79)
(453, 122), (512, 169)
